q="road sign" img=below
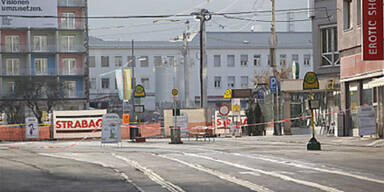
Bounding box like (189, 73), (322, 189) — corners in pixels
(134, 105), (145, 113)
(101, 113), (121, 143)
(224, 89), (232, 99)
(134, 85), (146, 98)
(172, 89), (178, 96)
(303, 72), (319, 90)
(231, 99), (241, 115)
(257, 88), (265, 99)
(219, 104), (230, 116)
(231, 89), (252, 98)
(25, 117), (39, 139)
(270, 76), (277, 94)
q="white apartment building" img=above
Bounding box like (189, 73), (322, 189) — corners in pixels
(188, 32), (313, 109)
(89, 32), (312, 117)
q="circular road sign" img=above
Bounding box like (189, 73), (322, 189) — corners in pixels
(219, 104), (230, 116)
(172, 89), (179, 96)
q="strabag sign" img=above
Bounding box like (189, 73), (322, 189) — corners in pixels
(53, 110), (107, 139)
(0, 0), (58, 28)
(362, 0), (383, 60)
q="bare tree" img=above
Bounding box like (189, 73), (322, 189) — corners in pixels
(13, 77), (62, 123)
(0, 101), (24, 124)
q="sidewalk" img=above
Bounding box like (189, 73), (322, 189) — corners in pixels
(250, 135), (384, 148)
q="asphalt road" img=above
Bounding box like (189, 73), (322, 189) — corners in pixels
(1, 137), (383, 192)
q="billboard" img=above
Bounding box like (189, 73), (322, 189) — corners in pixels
(0, 0), (58, 28)
(362, 0), (383, 60)
(53, 110), (107, 139)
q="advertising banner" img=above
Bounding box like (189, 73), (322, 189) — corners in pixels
(362, 0), (383, 60)
(358, 106), (377, 136)
(115, 69), (124, 101)
(122, 68), (132, 101)
(25, 116), (39, 138)
(0, 0), (58, 28)
(101, 113), (121, 143)
(53, 110), (107, 139)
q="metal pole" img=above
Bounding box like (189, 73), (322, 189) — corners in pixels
(131, 40), (135, 124)
(138, 97), (141, 136)
(310, 89), (315, 138)
(183, 21), (191, 108)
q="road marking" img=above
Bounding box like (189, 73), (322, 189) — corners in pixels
(230, 152), (384, 185)
(239, 171), (261, 176)
(112, 153), (185, 192)
(366, 139), (384, 147)
(39, 153), (144, 192)
(184, 153), (343, 192)
(157, 154), (273, 192)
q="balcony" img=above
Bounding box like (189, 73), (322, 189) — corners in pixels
(1, 57), (29, 76)
(31, 44), (57, 53)
(58, 18), (86, 30)
(0, 43), (28, 53)
(58, 0), (86, 7)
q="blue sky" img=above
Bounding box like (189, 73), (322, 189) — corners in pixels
(88, 0), (312, 41)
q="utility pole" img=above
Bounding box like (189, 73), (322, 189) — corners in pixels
(270, 0), (280, 135)
(192, 9), (211, 123)
(183, 21), (191, 108)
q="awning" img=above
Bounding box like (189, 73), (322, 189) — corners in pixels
(367, 77), (384, 88)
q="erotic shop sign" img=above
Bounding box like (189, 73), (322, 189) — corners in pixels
(363, 0), (383, 60)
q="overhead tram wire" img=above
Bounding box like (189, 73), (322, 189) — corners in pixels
(0, 7), (338, 20)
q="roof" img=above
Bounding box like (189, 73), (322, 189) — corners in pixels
(189, 32), (312, 49)
(89, 31), (312, 50)
(89, 36), (182, 49)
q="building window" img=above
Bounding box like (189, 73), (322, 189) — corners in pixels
(89, 56), (95, 67)
(227, 55), (235, 67)
(214, 76), (221, 88)
(6, 58), (20, 75)
(35, 58), (48, 75)
(127, 56), (136, 67)
(32, 35), (47, 52)
(61, 35), (75, 51)
(214, 55), (221, 67)
(241, 76), (248, 88)
(253, 55), (261, 66)
(5, 35), (20, 52)
(321, 26), (339, 66)
(61, 12), (75, 29)
(140, 56), (149, 67)
(114, 56), (122, 67)
(63, 81), (76, 98)
(101, 78), (110, 89)
(154, 56), (162, 66)
(62, 58), (76, 75)
(101, 56), (109, 67)
(90, 78), (96, 89)
(167, 56), (175, 66)
(357, 0), (361, 26)
(279, 54), (287, 66)
(304, 54), (311, 66)
(343, 0), (352, 30)
(291, 54), (299, 64)
(240, 55), (248, 67)
(7, 81), (15, 94)
(227, 76), (235, 88)
(141, 78), (149, 90)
